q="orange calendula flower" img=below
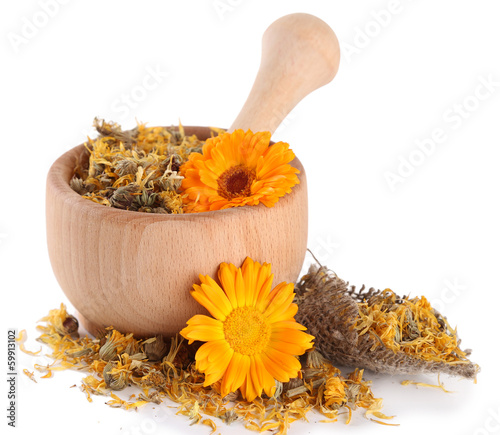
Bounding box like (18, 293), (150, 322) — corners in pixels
(180, 129), (300, 213)
(180, 257), (314, 402)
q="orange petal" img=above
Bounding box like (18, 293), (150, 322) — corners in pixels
(218, 263), (238, 308)
(262, 283), (295, 318)
(271, 329), (314, 346)
(268, 339), (311, 356)
(196, 339), (230, 363)
(182, 325), (225, 344)
(266, 302), (299, 324)
(254, 354), (277, 397)
(200, 278), (233, 316)
(271, 320), (308, 331)
(260, 352), (291, 383)
(265, 347), (301, 374)
(201, 348), (234, 386)
(186, 314), (223, 329)
(254, 275), (274, 312)
(235, 268), (246, 308)
(191, 289), (228, 321)
(255, 276), (279, 312)
(241, 357), (261, 402)
(241, 258), (257, 306)
(221, 353), (250, 397)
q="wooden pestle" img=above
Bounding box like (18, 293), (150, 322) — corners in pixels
(45, 13), (340, 338)
(229, 13), (340, 135)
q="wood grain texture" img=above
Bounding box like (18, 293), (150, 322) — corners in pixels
(229, 13), (340, 135)
(46, 127), (308, 338)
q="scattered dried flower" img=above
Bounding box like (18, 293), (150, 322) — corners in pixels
(103, 361), (129, 391)
(24, 300), (394, 434)
(401, 375), (453, 393)
(143, 335), (168, 361)
(23, 369), (37, 383)
(324, 376), (346, 407)
(355, 289), (470, 364)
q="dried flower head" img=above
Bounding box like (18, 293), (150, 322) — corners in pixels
(60, 315), (79, 336)
(69, 177), (86, 195)
(109, 184), (140, 210)
(142, 369), (167, 389)
(38, 304), (79, 337)
(324, 376), (346, 407)
(71, 119), (205, 214)
(143, 335), (168, 361)
(115, 158), (139, 177)
(103, 361), (128, 391)
(99, 330), (132, 361)
(26, 303), (397, 433)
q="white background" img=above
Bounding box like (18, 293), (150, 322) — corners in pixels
(1, 1), (499, 434)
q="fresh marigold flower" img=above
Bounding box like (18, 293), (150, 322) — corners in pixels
(180, 257), (314, 401)
(180, 129), (300, 213)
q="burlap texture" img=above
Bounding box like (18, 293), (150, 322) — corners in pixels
(295, 265), (479, 378)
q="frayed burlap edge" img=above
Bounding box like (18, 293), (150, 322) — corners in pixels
(295, 264), (480, 378)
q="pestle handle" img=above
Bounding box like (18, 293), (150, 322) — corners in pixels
(229, 13), (340, 135)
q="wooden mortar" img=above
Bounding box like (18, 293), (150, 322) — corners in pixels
(46, 13), (340, 337)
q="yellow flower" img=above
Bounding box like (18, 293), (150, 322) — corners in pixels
(180, 258), (314, 401)
(180, 129), (300, 213)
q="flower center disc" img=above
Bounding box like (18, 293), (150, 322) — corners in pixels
(217, 165), (256, 200)
(223, 307), (271, 355)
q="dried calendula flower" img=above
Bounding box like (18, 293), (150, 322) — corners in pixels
(295, 264), (480, 379)
(38, 303), (79, 337)
(109, 184), (140, 210)
(59, 314), (79, 336)
(143, 335), (168, 361)
(220, 410), (239, 425)
(324, 376), (346, 407)
(123, 339), (139, 357)
(141, 369), (167, 390)
(103, 361), (129, 391)
(99, 330), (132, 361)
(306, 348), (331, 369)
(69, 177), (86, 195)
(26, 294), (402, 434)
(71, 118), (205, 214)
(26, 302), (395, 434)
(114, 158), (139, 177)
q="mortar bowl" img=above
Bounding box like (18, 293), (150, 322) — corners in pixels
(46, 126), (308, 337)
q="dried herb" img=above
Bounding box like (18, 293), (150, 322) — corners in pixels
(355, 289), (469, 364)
(401, 376), (453, 393)
(70, 119), (209, 214)
(295, 264), (480, 378)
(22, 304), (394, 434)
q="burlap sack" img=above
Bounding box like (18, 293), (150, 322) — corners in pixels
(295, 264), (479, 378)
